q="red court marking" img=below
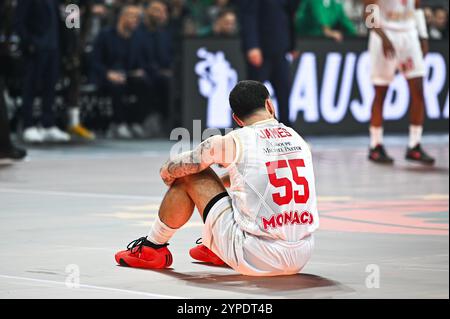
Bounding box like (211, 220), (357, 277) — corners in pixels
(319, 199), (449, 236)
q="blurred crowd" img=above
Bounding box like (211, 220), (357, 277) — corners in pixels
(0, 0), (449, 148)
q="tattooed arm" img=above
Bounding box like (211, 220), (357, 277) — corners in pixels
(160, 135), (236, 186)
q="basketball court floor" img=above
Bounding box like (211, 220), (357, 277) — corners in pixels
(0, 135), (448, 299)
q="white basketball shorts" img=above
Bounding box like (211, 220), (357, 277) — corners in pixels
(369, 28), (426, 86)
(202, 192), (315, 276)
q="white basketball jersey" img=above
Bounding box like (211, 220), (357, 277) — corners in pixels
(377, 0), (416, 31)
(226, 119), (319, 242)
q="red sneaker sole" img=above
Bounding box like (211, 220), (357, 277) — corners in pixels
(115, 252), (172, 269)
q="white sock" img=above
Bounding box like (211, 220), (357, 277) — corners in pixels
(409, 125), (423, 148)
(69, 108), (80, 127)
(370, 126), (384, 148)
(147, 216), (177, 245)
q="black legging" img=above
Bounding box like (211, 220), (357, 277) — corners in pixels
(0, 77), (12, 151)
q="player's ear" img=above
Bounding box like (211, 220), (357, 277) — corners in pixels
(232, 113), (244, 127)
(266, 99), (275, 117)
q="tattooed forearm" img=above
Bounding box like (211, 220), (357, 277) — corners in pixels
(161, 139), (214, 182)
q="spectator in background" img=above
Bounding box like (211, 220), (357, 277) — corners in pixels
(424, 6), (435, 28)
(429, 6), (449, 39)
(142, 0), (174, 127)
(60, 0), (96, 141)
(238, 0), (301, 126)
(0, 0), (27, 163)
(85, 2), (110, 44)
(15, 0), (71, 143)
(92, 5), (152, 139)
(186, 0), (214, 36)
(167, 0), (193, 128)
(207, 0), (234, 25)
(212, 9), (238, 36)
(343, 0), (366, 36)
(169, 0), (195, 36)
(295, 0), (357, 42)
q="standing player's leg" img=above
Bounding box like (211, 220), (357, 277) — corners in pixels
(368, 31), (396, 164)
(115, 168), (227, 269)
(405, 77), (435, 165)
(368, 86), (394, 164)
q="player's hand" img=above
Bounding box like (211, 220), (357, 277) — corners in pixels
(420, 39), (429, 57)
(382, 38), (396, 59)
(160, 163), (175, 187)
(247, 48), (263, 67)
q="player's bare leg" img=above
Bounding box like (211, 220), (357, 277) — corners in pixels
(405, 77), (435, 165)
(115, 168), (227, 269)
(159, 168), (226, 226)
(368, 85), (394, 164)
(159, 168), (227, 265)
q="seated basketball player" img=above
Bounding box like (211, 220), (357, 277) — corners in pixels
(115, 81), (319, 276)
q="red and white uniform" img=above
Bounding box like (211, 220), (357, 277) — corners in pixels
(202, 119), (318, 276)
(369, 0), (426, 85)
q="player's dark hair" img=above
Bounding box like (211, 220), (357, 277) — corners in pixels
(229, 81), (270, 119)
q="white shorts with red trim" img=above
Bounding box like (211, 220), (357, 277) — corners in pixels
(369, 28), (426, 86)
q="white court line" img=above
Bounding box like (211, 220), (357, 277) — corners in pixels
(400, 267), (448, 272)
(0, 274), (182, 299)
(0, 188), (162, 201)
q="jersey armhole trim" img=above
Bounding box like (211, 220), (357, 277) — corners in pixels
(229, 133), (243, 166)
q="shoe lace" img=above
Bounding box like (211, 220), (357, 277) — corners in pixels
(127, 236), (148, 254)
(195, 238), (202, 245)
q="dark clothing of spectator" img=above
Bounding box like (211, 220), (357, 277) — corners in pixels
(151, 29), (174, 70)
(0, 78), (12, 150)
(60, 0), (95, 109)
(238, 0), (301, 126)
(15, 0), (60, 52)
(1, 0), (26, 159)
(15, 0), (61, 128)
(92, 27), (154, 124)
(92, 27), (153, 85)
(22, 50), (60, 128)
(239, 0), (300, 55)
(169, 5), (192, 128)
(140, 24), (174, 120)
(0, 0), (13, 150)
(169, 4), (192, 39)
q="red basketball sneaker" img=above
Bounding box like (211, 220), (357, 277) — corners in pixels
(189, 239), (225, 266)
(115, 237), (173, 269)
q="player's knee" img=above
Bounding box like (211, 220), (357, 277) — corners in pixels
(174, 170), (207, 186)
(175, 168), (220, 189)
(173, 175), (191, 188)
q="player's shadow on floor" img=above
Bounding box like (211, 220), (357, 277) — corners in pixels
(152, 267), (350, 297)
(399, 165), (449, 174)
(0, 163), (14, 169)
